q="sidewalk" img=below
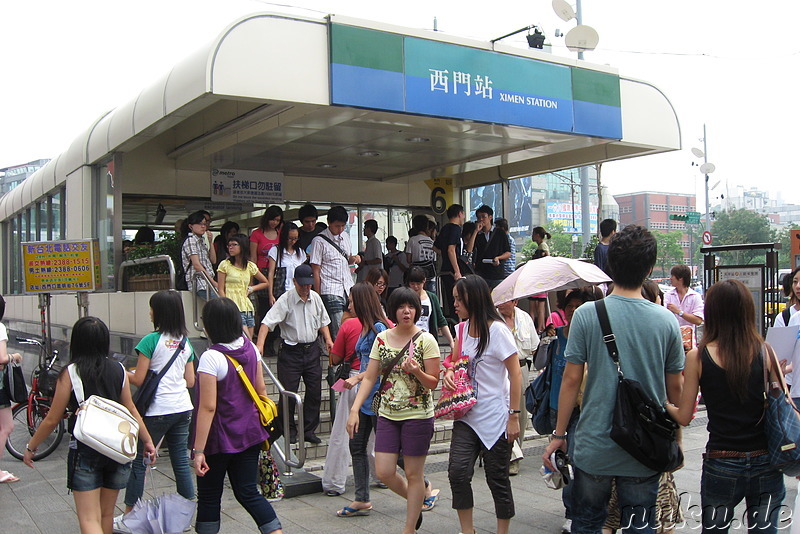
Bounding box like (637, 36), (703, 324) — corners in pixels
(1, 414), (796, 533)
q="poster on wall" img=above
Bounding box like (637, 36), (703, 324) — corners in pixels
(210, 168), (284, 204)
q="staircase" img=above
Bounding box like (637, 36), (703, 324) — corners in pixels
(262, 343), (542, 473)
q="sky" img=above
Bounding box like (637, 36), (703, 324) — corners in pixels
(2, 0), (799, 208)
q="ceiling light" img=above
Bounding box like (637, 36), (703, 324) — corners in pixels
(317, 163), (337, 168)
(358, 151), (381, 157)
(405, 136), (431, 143)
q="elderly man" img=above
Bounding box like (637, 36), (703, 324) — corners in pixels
(497, 299), (539, 476)
(257, 264), (334, 444)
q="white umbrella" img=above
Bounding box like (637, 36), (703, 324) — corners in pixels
(492, 256), (611, 305)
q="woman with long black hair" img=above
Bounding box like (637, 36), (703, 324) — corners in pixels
(23, 317), (156, 534)
(667, 279), (785, 532)
(444, 275), (521, 534)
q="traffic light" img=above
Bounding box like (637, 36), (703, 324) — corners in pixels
(669, 214), (688, 221)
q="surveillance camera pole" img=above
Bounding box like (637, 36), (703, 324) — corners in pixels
(576, 0), (592, 247)
(703, 124), (710, 233)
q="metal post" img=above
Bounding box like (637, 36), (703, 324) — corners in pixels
(703, 124), (710, 233)
(575, 0), (592, 249)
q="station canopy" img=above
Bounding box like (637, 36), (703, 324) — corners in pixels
(0, 11), (680, 221)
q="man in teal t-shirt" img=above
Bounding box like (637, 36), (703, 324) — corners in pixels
(544, 225), (684, 533)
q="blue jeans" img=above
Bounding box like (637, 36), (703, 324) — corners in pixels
(196, 444), (281, 534)
(571, 466), (660, 533)
(321, 294), (346, 340)
(550, 408), (580, 519)
(700, 455), (785, 533)
(125, 411), (194, 507)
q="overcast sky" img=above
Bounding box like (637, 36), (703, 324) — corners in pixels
(2, 0), (798, 208)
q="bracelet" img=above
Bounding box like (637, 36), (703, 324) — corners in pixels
(551, 431), (568, 440)
(192, 448), (204, 454)
(508, 409), (521, 414)
(26, 444), (37, 453)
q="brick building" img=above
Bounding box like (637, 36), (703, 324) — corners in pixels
(614, 191), (696, 261)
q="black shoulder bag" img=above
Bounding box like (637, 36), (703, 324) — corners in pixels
(133, 336), (187, 415)
(315, 234), (349, 260)
(595, 300), (683, 472)
(371, 331), (422, 414)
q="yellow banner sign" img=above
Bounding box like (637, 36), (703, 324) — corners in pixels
(22, 240), (101, 293)
(424, 177), (455, 214)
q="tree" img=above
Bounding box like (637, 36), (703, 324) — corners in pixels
(518, 222), (574, 260)
(712, 208), (775, 265)
(652, 230), (685, 278)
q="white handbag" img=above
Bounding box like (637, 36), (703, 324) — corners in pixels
(68, 363), (139, 464)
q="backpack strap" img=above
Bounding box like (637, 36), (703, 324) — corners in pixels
(783, 307), (791, 326)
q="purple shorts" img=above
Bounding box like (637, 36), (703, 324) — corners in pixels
(375, 416), (434, 457)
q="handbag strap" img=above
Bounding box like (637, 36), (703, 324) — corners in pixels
(595, 300), (623, 377)
(151, 336), (187, 385)
(376, 331), (423, 392)
(68, 361), (127, 404)
(225, 354), (266, 407)
(761, 343), (787, 397)
(315, 234), (349, 260)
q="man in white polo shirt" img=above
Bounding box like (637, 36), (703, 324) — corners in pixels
(309, 205), (361, 340)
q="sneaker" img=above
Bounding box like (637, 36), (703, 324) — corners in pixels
(113, 514), (131, 534)
(561, 518), (572, 534)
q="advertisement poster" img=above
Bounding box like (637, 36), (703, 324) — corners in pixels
(22, 240), (101, 293)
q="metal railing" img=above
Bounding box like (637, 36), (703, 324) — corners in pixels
(261, 359), (306, 474)
(192, 271), (220, 331)
(117, 255), (176, 292)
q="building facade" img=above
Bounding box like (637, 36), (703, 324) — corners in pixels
(614, 190), (696, 260)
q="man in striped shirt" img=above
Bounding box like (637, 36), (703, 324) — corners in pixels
(309, 205), (361, 340)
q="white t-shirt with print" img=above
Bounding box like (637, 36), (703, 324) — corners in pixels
(458, 320), (518, 449)
(416, 294), (432, 332)
(135, 332), (195, 416)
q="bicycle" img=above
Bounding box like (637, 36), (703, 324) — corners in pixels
(5, 337), (70, 461)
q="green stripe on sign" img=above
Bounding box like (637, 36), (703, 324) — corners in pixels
(330, 24), (404, 73)
(571, 68), (620, 107)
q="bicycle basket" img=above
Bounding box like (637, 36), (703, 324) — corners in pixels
(38, 367), (63, 397)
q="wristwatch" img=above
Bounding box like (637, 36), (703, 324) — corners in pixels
(508, 409), (521, 414)
(678, 310), (685, 317)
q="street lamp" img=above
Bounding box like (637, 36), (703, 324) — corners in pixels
(692, 124), (716, 233)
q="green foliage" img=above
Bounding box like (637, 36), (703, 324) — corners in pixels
(712, 208), (776, 265)
(652, 230), (685, 278)
(518, 222), (576, 261)
(582, 235), (599, 260)
(125, 231), (183, 276)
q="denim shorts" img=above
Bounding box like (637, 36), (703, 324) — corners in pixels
(375, 416), (434, 457)
(240, 311), (255, 327)
(67, 441), (132, 492)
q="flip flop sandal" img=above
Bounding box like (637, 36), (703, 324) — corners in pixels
(336, 506), (373, 517)
(421, 489), (440, 512)
(0, 471), (20, 483)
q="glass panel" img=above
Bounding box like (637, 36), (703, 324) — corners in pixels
(508, 176), (534, 241)
(22, 209), (30, 243)
(11, 216), (21, 294)
(389, 209), (413, 251)
(94, 164), (115, 291)
(38, 201), (48, 241)
(465, 183), (503, 221)
(360, 208), (389, 255)
(51, 190), (64, 240)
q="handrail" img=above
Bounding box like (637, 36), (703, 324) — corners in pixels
(261, 358), (306, 474)
(192, 271), (220, 331)
(117, 255), (176, 291)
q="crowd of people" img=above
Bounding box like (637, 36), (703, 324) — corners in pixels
(1, 200), (797, 534)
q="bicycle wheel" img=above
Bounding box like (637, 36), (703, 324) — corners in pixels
(6, 400), (65, 460)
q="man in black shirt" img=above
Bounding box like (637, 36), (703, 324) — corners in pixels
(297, 203), (326, 254)
(434, 204), (466, 319)
(473, 205), (511, 289)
